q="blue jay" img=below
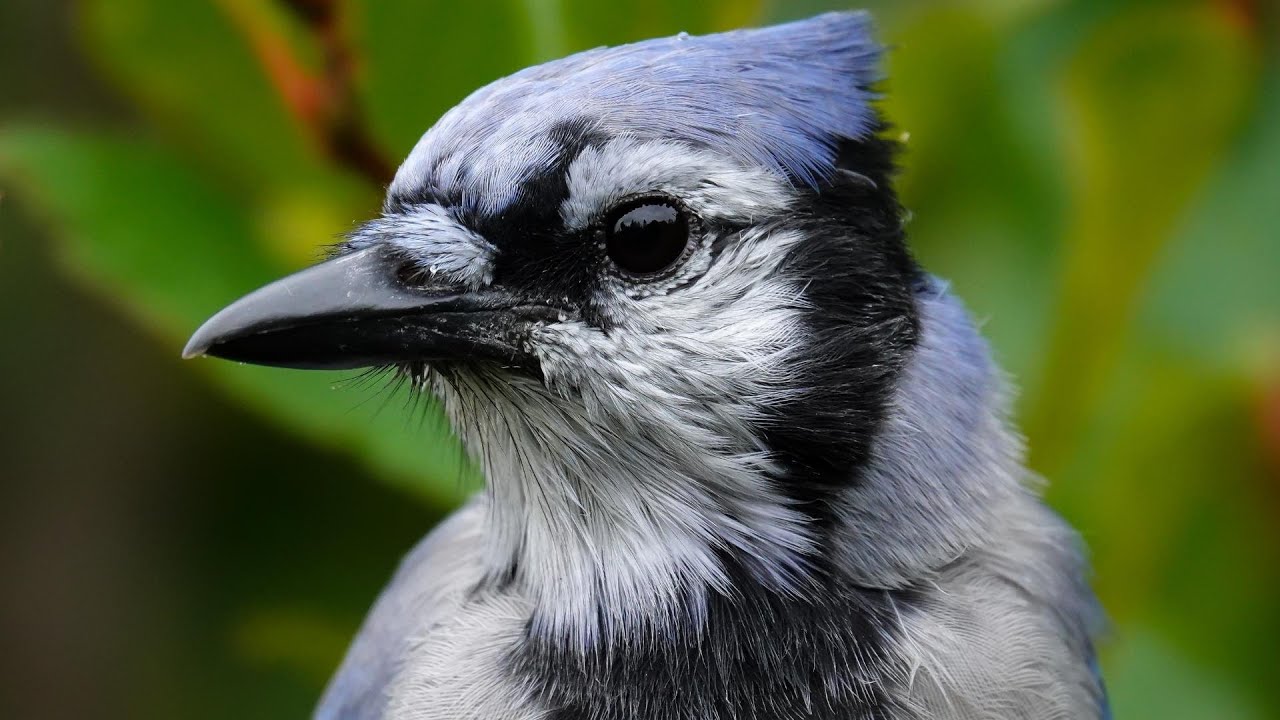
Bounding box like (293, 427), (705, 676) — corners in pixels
(185, 12), (1109, 719)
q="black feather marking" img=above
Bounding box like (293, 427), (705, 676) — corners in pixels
(752, 134), (923, 530)
(516, 556), (919, 720)
(476, 118), (613, 311)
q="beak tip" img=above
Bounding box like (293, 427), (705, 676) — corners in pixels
(182, 330), (213, 360)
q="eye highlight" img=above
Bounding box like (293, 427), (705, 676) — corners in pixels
(603, 195), (692, 278)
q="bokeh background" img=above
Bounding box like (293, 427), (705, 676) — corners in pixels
(1, 0), (1277, 717)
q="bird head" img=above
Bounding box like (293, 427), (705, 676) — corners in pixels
(186, 12), (1016, 642)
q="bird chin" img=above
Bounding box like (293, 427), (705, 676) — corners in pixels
(398, 356), (547, 393)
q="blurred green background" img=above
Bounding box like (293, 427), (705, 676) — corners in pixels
(1, 0), (1276, 717)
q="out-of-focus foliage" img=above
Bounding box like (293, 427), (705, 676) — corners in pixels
(1, 0), (1276, 717)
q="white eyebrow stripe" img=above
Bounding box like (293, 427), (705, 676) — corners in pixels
(559, 138), (796, 232)
(350, 204), (496, 289)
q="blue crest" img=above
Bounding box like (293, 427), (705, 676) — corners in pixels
(391, 12), (884, 211)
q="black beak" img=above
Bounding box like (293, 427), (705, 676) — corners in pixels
(183, 245), (553, 371)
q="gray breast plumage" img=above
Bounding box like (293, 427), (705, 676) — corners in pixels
(315, 288), (1106, 720)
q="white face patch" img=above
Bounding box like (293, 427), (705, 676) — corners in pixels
(350, 204), (496, 289)
(432, 224), (819, 647)
(388, 138), (826, 647)
(433, 364), (814, 650)
(559, 137), (794, 232)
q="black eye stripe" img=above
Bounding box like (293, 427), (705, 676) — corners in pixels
(603, 194), (692, 278)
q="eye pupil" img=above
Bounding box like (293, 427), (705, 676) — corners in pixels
(604, 197), (691, 276)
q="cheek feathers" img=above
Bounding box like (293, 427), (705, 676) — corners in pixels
(530, 254), (810, 423)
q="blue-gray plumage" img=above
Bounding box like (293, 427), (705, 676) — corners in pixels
(184, 11), (1110, 719)
(392, 12), (881, 215)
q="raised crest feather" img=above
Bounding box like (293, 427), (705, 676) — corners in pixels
(390, 12), (884, 213)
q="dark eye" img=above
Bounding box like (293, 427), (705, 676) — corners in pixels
(604, 196), (692, 277)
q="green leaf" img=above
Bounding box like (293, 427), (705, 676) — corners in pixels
(353, 0), (765, 163)
(0, 125), (475, 506)
(232, 606), (353, 684)
(1023, 2), (1259, 472)
(1105, 627), (1265, 720)
(558, 0), (765, 50)
(1140, 56), (1280, 374)
(80, 0), (319, 190)
(76, 0), (380, 264)
(353, 1), (538, 160)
